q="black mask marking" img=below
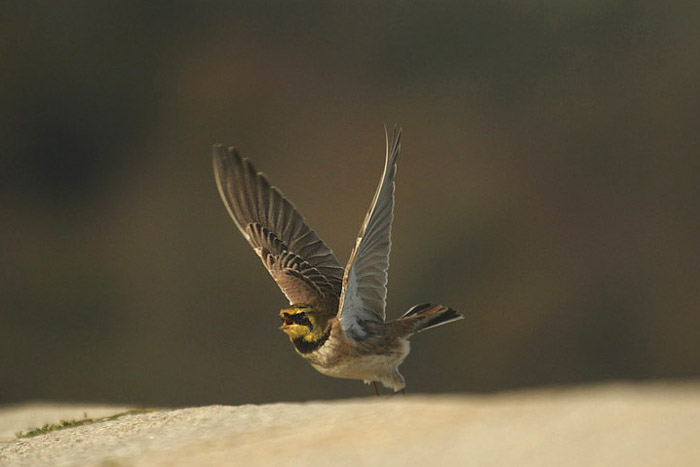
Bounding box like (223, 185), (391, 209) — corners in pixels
(281, 312), (313, 328)
(292, 327), (331, 354)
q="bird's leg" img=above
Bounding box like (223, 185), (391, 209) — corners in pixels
(373, 382), (380, 397)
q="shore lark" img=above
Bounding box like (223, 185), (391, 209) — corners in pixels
(212, 126), (462, 393)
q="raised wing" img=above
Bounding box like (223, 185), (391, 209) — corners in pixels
(213, 145), (344, 312)
(337, 126), (401, 340)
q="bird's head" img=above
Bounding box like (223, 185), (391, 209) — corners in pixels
(279, 304), (327, 342)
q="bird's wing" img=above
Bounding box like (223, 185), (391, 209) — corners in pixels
(213, 145), (344, 311)
(337, 126), (401, 340)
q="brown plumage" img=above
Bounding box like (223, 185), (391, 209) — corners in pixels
(213, 126), (463, 392)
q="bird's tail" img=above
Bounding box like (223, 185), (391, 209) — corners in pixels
(398, 303), (463, 334)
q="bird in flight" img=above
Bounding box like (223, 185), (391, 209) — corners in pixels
(212, 126), (462, 394)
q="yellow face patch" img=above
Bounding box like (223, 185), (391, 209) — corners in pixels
(279, 305), (326, 342)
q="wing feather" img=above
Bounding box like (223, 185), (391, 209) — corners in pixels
(213, 145), (344, 311)
(337, 126), (401, 340)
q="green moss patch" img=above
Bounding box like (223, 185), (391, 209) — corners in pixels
(15, 408), (152, 438)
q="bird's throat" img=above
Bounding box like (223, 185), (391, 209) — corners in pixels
(291, 327), (331, 354)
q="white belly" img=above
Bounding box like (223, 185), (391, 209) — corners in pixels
(310, 339), (410, 383)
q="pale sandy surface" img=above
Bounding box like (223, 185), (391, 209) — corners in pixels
(1, 382), (699, 467)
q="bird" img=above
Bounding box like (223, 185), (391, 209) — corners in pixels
(212, 126), (463, 394)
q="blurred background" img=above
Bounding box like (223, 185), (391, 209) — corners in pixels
(1, 1), (699, 406)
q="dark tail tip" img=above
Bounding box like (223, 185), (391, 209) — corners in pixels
(420, 307), (463, 332)
(401, 304), (464, 333)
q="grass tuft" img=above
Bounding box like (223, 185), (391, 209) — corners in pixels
(15, 408), (152, 438)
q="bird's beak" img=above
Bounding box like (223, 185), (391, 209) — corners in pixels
(280, 313), (293, 326)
